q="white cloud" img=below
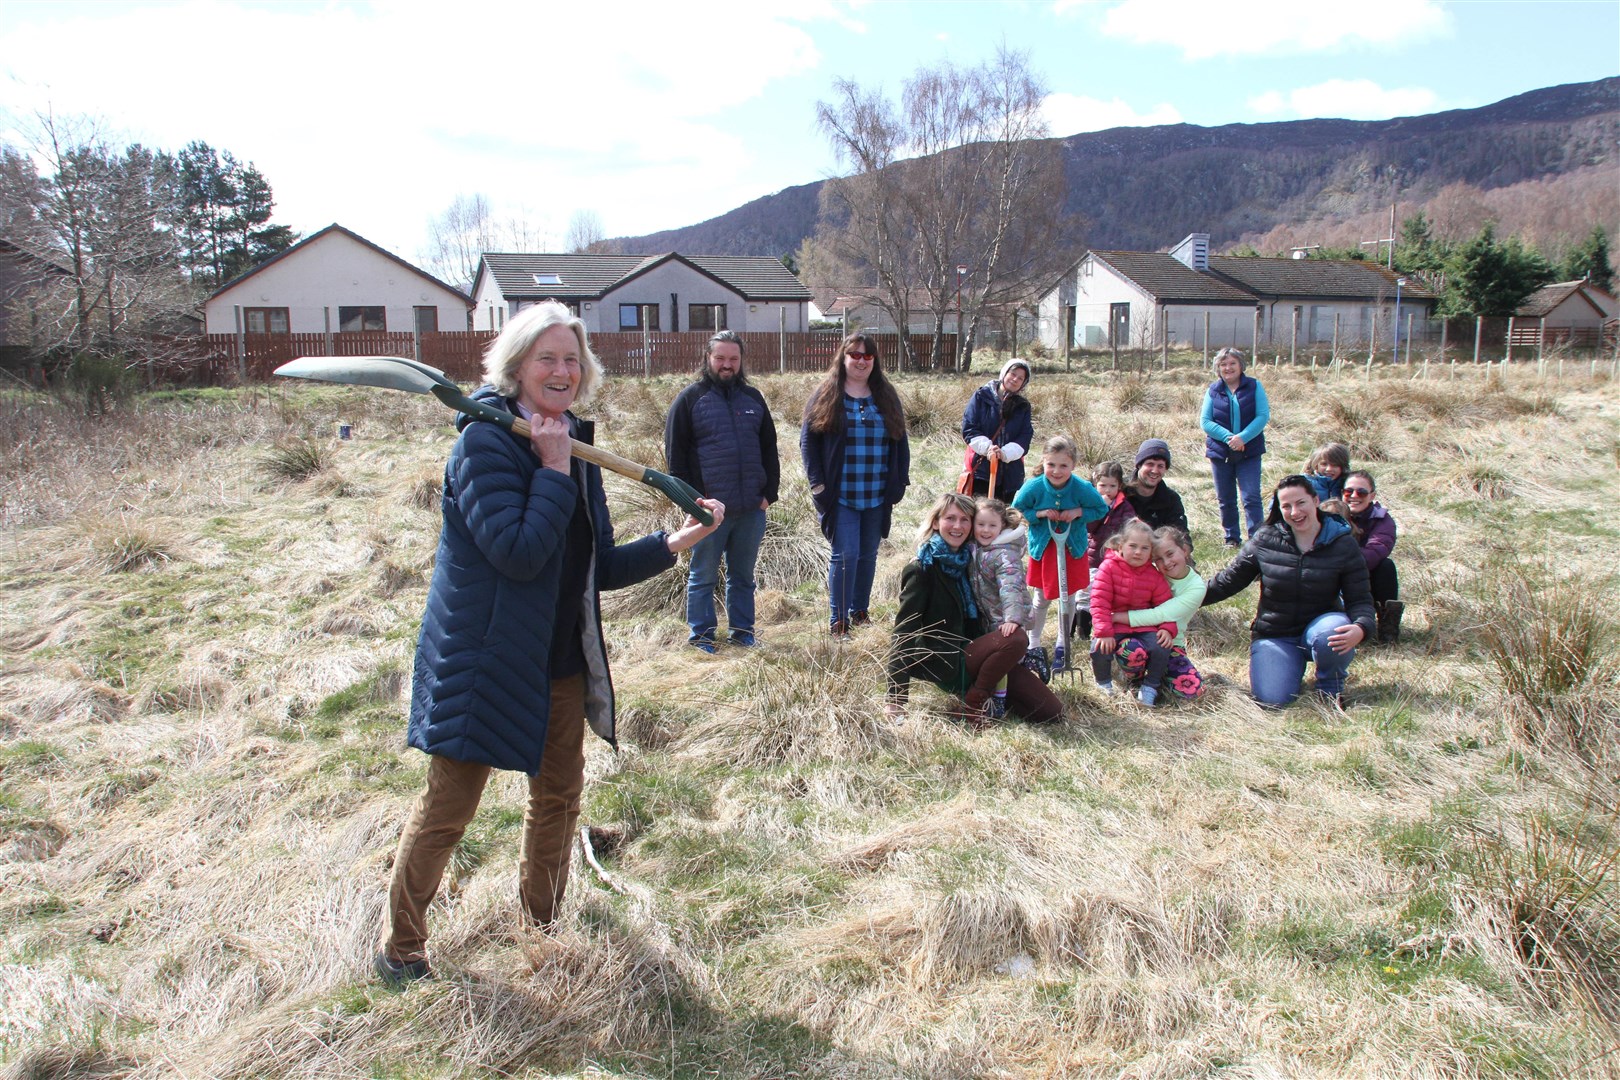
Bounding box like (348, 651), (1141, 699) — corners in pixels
(1090, 0), (1452, 59)
(1042, 93), (1183, 134)
(1247, 79), (1443, 121)
(0, 1), (828, 254)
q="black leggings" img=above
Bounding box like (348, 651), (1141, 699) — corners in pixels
(1370, 559), (1399, 605)
(1092, 634), (1169, 690)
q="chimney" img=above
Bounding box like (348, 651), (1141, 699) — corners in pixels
(1170, 233), (1210, 271)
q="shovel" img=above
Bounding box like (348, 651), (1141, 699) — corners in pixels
(273, 355), (713, 525)
(1050, 519), (1072, 678)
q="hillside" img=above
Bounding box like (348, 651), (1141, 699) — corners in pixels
(609, 77), (1619, 260)
(2, 361), (1618, 1077)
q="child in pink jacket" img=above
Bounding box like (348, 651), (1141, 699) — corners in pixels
(1089, 519), (1175, 706)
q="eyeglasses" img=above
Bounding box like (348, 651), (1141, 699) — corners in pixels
(846, 350), (874, 361)
(1343, 487), (1373, 496)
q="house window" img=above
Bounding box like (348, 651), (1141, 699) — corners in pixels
(414, 306), (438, 334)
(339, 306), (386, 332)
(533, 273), (562, 286)
(689, 304), (727, 332)
(619, 303), (659, 331)
(243, 307), (289, 334)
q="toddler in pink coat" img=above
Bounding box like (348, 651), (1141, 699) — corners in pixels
(1089, 519), (1176, 706)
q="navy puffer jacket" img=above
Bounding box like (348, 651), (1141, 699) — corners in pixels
(663, 377), (779, 512)
(1201, 514), (1376, 642)
(407, 389), (675, 774)
(960, 380), (1033, 501)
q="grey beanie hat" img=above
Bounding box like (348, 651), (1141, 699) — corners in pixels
(1135, 438), (1171, 470)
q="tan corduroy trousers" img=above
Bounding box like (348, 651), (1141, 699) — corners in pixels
(379, 675), (586, 964)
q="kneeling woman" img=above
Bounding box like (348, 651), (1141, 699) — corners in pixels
(1201, 475), (1375, 707)
(885, 493), (1063, 725)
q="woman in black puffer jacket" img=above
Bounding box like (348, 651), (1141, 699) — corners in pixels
(1201, 474), (1375, 707)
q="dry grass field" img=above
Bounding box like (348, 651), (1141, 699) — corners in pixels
(1, 357), (1617, 1079)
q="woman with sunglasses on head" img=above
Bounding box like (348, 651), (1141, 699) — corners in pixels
(1200, 347), (1269, 546)
(801, 333), (910, 637)
(1341, 470), (1402, 643)
(1200, 474), (1375, 708)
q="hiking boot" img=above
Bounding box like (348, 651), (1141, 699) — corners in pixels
(375, 952), (431, 988)
(829, 619), (850, 640)
(849, 610), (871, 628)
(1376, 600), (1404, 645)
(957, 691), (993, 731)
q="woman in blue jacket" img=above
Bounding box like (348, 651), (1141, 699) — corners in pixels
(960, 358), (1034, 503)
(377, 301), (721, 985)
(1200, 347), (1270, 546)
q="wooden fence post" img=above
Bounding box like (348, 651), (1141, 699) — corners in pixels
(1506, 316), (1515, 364)
(233, 305), (245, 383)
(1160, 308), (1169, 370)
(1203, 310), (1210, 365)
(1290, 307), (1298, 366)
(1404, 311), (1413, 365)
(1473, 317), (1483, 366)
(323, 308), (333, 357)
(1332, 312), (1340, 365)
(779, 306), (787, 374)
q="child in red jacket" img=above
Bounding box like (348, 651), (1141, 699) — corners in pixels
(1089, 519), (1176, 706)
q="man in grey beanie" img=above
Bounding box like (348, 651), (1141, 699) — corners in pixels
(1125, 438), (1189, 535)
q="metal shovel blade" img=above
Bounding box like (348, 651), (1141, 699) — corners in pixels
(273, 354), (456, 395)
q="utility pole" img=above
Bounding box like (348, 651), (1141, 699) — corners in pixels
(1360, 201), (1397, 269)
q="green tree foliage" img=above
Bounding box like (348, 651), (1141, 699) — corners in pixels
(1394, 212), (1448, 280)
(176, 142), (297, 288)
(1441, 223), (1553, 316)
(1559, 225), (1614, 293)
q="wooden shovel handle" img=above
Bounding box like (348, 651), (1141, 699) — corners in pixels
(509, 416), (647, 483)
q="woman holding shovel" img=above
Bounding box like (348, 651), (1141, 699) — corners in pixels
(376, 301), (722, 985)
(960, 358), (1034, 503)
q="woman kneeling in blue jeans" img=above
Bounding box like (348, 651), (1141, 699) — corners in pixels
(1201, 475), (1375, 707)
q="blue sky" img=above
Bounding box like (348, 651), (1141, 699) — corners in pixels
(1, 0), (1615, 265)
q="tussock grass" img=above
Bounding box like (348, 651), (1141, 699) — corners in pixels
(3, 365), (1620, 1076)
(260, 436), (332, 481)
(86, 521), (178, 573)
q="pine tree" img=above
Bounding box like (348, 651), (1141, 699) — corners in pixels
(1560, 225), (1614, 293)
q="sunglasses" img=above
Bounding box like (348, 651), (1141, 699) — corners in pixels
(1343, 487), (1373, 496)
(846, 350), (875, 360)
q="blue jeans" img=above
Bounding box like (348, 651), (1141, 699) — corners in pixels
(1210, 455), (1264, 542)
(1248, 612), (1356, 705)
(829, 503), (884, 624)
(685, 508), (767, 644)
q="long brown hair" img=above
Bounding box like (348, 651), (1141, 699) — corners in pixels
(803, 333), (906, 438)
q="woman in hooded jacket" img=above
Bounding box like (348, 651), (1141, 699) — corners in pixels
(960, 358), (1034, 504)
(376, 301), (721, 985)
(1201, 474), (1374, 708)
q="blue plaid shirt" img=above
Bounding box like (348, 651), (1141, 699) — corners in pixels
(839, 393), (888, 510)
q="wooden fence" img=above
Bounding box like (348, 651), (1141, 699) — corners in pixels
(182, 329), (958, 384)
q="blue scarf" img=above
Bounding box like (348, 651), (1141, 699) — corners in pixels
(917, 533), (978, 620)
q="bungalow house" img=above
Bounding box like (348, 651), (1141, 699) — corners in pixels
(818, 289), (944, 335)
(1038, 233), (1437, 353)
(1515, 280), (1617, 346)
(472, 252), (811, 335)
(0, 237), (72, 355)
(203, 224), (472, 336)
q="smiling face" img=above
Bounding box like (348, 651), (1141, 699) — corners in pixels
(974, 508), (1003, 546)
(1216, 352), (1243, 384)
(842, 341), (876, 385)
(937, 504), (974, 549)
(1094, 476), (1120, 502)
(1343, 477), (1375, 515)
(1000, 366), (1028, 394)
(516, 324), (582, 419)
(1136, 457), (1166, 488)
(1318, 462), (1343, 480)
(1277, 484), (1320, 533)
(1043, 453), (1075, 487)
(706, 341), (743, 383)
(1154, 536), (1189, 579)
(1120, 532), (1154, 568)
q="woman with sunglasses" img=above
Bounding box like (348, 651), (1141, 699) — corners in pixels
(801, 333), (910, 636)
(1341, 470), (1402, 643)
(1201, 474), (1375, 708)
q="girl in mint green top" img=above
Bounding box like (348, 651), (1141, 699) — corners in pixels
(1118, 526), (1207, 699)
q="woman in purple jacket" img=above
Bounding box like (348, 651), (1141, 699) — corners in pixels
(1342, 470), (1402, 643)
